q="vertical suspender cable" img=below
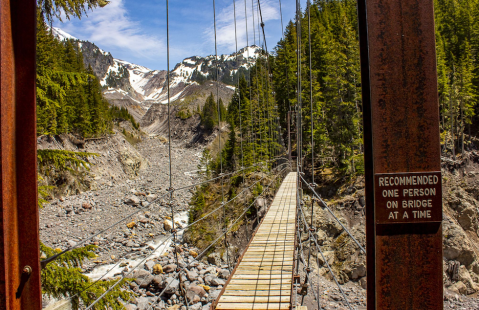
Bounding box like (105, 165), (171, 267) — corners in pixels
(166, 0), (178, 275)
(244, 0), (256, 166)
(165, 0), (184, 305)
(233, 0), (245, 181)
(212, 0), (231, 271)
(256, 0), (272, 164)
(308, 0), (314, 188)
(304, 2), (315, 306)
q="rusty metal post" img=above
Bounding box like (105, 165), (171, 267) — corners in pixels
(1, 0), (42, 309)
(358, 0), (443, 309)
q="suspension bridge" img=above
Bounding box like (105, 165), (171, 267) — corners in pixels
(1, 0), (445, 308)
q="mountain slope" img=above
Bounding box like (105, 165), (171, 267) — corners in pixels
(51, 27), (261, 138)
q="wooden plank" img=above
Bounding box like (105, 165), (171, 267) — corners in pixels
(240, 258), (294, 263)
(229, 279), (292, 285)
(244, 251), (294, 258)
(224, 284), (291, 290)
(235, 268), (293, 273)
(218, 296), (290, 303)
(222, 290), (291, 296)
(216, 303), (290, 310)
(232, 274), (291, 280)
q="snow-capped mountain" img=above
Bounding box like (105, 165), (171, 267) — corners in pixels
(50, 26), (78, 41)
(51, 27), (262, 134)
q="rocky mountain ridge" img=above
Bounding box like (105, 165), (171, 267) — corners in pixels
(51, 27), (261, 131)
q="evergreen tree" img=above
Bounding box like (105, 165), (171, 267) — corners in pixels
(201, 93), (219, 130)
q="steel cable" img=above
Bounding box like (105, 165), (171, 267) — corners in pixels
(299, 174), (366, 254)
(296, 189), (354, 310)
(233, 0), (246, 183)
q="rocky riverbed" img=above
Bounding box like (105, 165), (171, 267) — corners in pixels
(39, 133), (228, 309)
(40, 129), (479, 309)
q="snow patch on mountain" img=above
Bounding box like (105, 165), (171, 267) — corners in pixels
(50, 27), (78, 41)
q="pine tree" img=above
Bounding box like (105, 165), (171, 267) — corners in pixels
(201, 93), (219, 130)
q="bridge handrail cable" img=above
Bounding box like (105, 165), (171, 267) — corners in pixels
(296, 190), (354, 310)
(299, 174), (366, 254)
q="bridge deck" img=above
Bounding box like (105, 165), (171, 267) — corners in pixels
(215, 172), (297, 310)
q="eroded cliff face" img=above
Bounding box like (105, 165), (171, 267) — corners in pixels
(301, 152), (479, 298)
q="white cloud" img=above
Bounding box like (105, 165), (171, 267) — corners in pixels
(204, 0), (280, 52)
(60, 0), (165, 59)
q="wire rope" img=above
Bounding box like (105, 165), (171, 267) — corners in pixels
(212, 0), (230, 271)
(299, 174), (366, 254)
(297, 199), (354, 310)
(243, 0), (256, 165)
(233, 0), (246, 182)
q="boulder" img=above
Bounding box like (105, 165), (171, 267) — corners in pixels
(207, 289), (221, 302)
(190, 303), (202, 310)
(132, 270), (154, 288)
(118, 150), (148, 178)
(317, 251), (335, 266)
(146, 194), (158, 202)
(449, 281), (467, 294)
(351, 263), (366, 280)
(187, 270), (199, 281)
(218, 269), (230, 279)
(152, 275), (164, 287)
(164, 220), (173, 231)
(210, 277), (225, 286)
(164, 277), (180, 294)
(359, 277), (367, 289)
(443, 222), (476, 266)
(164, 264), (177, 273)
(459, 265), (479, 292)
(207, 253), (222, 266)
(144, 260), (155, 272)
(458, 203), (476, 230)
(187, 285), (208, 297)
(125, 196), (141, 206)
(135, 297), (150, 310)
(204, 275), (214, 286)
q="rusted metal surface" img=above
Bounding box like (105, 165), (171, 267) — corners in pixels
(1, 0), (42, 309)
(356, 0), (376, 307)
(358, 0), (443, 309)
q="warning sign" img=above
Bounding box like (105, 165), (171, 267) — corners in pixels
(374, 172), (442, 224)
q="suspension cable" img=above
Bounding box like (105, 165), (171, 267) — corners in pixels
(308, 0), (314, 186)
(212, 0), (231, 271)
(233, 0), (245, 181)
(165, 0), (185, 304)
(297, 198), (354, 310)
(299, 174), (366, 254)
(244, 2), (256, 166)
(243, 0), (256, 165)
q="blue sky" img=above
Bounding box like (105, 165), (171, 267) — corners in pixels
(54, 0), (306, 71)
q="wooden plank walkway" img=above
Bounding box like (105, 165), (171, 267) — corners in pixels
(215, 172), (297, 310)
